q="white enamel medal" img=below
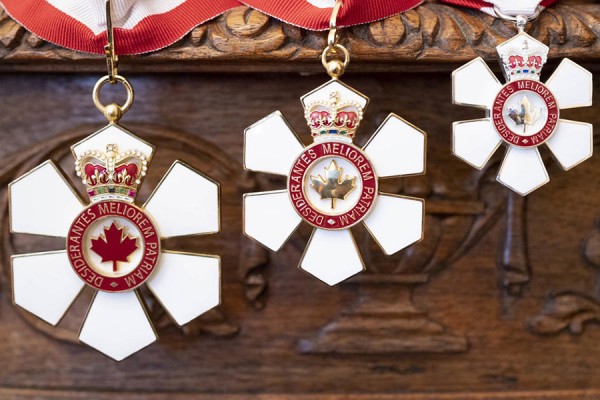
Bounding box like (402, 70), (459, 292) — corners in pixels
(452, 2), (593, 195)
(243, 1), (426, 285)
(8, 2), (220, 361)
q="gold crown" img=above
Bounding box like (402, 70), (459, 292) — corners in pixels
(74, 144), (148, 202)
(304, 91), (364, 142)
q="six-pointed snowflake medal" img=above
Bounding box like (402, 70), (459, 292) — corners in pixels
(9, 124), (220, 361)
(452, 31), (593, 196)
(244, 79), (426, 285)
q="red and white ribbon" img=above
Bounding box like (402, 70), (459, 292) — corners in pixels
(0, 0), (239, 54)
(239, 0), (424, 31)
(439, 0), (558, 17)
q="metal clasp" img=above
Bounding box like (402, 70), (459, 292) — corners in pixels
(322, 0), (349, 79)
(104, 0), (119, 83)
(93, 0), (135, 123)
(493, 5), (542, 32)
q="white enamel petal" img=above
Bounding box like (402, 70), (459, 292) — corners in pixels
(453, 119), (502, 169)
(300, 229), (364, 286)
(147, 252), (220, 326)
(362, 114), (426, 177)
(244, 111), (304, 176)
(12, 251), (85, 325)
(546, 120), (593, 170)
(9, 161), (84, 237)
(497, 147), (549, 196)
(79, 291), (157, 361)
(363, 195), (424, 255)
(452, 58), (502, 109)
(144, 161), (219, 238)
(244, 190), (302, 251)
(71, 124), (154, 160)
(545, 59), (593, 109)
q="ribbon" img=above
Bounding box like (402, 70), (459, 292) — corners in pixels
(439, 0), (559, 16)
(239, 0), (424, 31)
(0, 0), (239, 54)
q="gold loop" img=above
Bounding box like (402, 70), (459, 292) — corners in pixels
(92, 75), (134, 122)
(321, 44), (350, 78)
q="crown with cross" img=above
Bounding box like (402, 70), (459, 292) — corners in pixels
(75, 144), (149, 202)
(497, 32), (549, 81)
(70, 125), (155, 203)
(304, 91), (364, 142)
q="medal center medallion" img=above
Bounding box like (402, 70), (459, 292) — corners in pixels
(492, 79), (559, 148)
(288, 141), (378, 230)
(66, 201), (160, 292)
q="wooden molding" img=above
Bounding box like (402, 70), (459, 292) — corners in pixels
(0, 1), (598, 73)
(2, 389), (600, 399)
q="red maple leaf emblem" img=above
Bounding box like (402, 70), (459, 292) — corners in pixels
(90, 222), (138, 272)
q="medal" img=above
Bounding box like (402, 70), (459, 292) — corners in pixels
(8, 1), (220, 361)
(451, 0), (593, 196)
(243, 0), (426, 285)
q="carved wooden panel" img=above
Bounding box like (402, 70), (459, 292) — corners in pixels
(0, 68), (599, 398)
(0, 2), (599, 72)
(0, 1), (600, 399)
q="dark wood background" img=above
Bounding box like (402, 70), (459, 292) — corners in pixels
(1, 2), (600, 399)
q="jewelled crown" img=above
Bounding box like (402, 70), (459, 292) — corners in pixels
(497, 33), (549, 81)
(304, 91), (364, 142)
(75, 144), (148, 202)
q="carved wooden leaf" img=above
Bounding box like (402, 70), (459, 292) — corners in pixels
(190, 25), (207, 46)
(368, 15), (404, 47)
(529, 292), (600, 335)
(0, 17), (24, 49)
(584, 229), (600, 269)
(417, 5), (440, 46)
(448, 9), (488, 45)
(537, 8), (567, 45)
(402, 9), (420, 32)
(26, 33), (45, 48)
(226, 6), (270, 38)
(211, 8), (285, 54)
(562, 10), (596, 47)
(437, 11), (468, 52)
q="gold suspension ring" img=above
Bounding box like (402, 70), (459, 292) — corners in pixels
(321, 44), (350, 79)
(93, 75), (135, 123)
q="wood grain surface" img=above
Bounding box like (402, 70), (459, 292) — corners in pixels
(0, 70), (598, 399)
(0, 1), (599, 399)
(0, 1), (599, 73)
